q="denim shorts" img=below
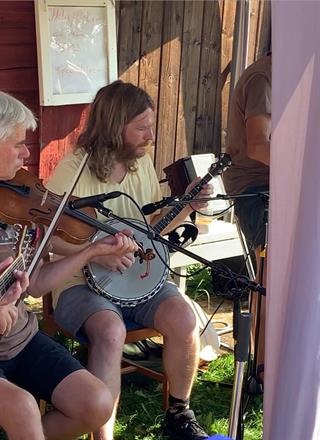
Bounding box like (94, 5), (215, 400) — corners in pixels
(0, 331), (83, 402)
(234, 185), (269, 250)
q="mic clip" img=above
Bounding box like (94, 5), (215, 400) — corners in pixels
(68, 191), (121, 210)
(141, 196), (176, 215)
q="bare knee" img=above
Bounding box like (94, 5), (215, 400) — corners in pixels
(155, 298), (198, 340)
(68, 379), (113, 431)
(81, 383), (113, 429)
(85, 312), (126, 353)
(0, 386), (41, 432)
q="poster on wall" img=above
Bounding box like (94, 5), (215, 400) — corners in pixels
(35, 0), (117, 105)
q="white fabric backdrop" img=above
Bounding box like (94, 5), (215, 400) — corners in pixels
(265, 1), (320, 439)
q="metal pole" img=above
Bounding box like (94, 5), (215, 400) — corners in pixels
(228, 311), (252, 439)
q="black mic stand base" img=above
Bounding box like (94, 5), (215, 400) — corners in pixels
(228, 305), (252, 440)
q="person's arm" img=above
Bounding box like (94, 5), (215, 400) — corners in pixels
(246, 114), (271, 166)
(51, 230), (137, 273)
(150, 179), (213, 235)
(28, 233), (138, 297)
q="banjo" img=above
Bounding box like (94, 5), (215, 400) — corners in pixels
(84, 154), (231, 307)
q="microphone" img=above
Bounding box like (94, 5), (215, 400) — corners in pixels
(69, 191), (121, 210)
(141, 197), (175, 215)
(211, 262), (266, 298)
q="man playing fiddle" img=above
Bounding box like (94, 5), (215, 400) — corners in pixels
(47, 81), (212, 440)
(0, 91), (138, 440)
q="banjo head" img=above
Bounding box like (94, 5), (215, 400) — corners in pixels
(85, 219), (170, 307)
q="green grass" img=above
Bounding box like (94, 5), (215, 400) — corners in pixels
(113, 354), (262, 439)
(0, 354), (262, 440)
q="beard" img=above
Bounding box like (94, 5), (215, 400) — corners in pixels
(115, 141), (150, 163)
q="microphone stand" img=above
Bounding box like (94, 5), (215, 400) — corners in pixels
(140, 191), (269, 440)
(92, 200), (267, 293)
(243, 193), (269, 415)
(163, 192), (269, 205)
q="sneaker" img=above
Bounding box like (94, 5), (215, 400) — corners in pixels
(163, 408), (208, 440)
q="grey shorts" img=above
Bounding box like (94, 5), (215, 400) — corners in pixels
(54, 281), (182, 343)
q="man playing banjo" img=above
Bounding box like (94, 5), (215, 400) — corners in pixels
(46, 81), (213, 440)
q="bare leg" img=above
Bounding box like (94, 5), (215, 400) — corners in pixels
(0, 379), (45, 440)
(153, 296), (200, 399)
(84, 310), (126, 440)
(42, 370), (112, 440)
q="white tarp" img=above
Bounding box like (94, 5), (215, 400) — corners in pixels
(264, 1), (320, 439)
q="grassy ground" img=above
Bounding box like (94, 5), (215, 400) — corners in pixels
(113, 354), (263, 440)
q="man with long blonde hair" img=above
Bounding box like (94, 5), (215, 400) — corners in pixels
(47, 80), (211, 440)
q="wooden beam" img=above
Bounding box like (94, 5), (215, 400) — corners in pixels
(155, 0), (184, 179)
(175, 0), (204, 159)
(139, 0), (164, 162)
(194, 0), (221, 154)
(118, 0), (143, 84)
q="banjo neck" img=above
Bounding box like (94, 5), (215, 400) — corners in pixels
(153, 154), (231, 235)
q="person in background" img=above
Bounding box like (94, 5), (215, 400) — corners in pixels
(223, 53), (271, 385)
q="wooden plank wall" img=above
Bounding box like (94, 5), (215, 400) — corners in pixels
(117, 0), (271, 180)
(0, 0), (271, 180)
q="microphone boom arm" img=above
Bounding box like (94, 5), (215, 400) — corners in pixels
(94, 203), (265, 296)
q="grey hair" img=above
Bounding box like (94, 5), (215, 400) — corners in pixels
(0, 92), (37, 141)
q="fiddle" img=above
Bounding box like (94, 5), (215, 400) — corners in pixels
(1, 168), (155, 261)
(1, 168), (97, 244)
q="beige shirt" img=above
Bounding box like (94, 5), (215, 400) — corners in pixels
(46, 150), (162, 308)
(223, 55), (271, 195)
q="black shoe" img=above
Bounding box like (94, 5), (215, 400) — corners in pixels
(163, 409), (208, 440)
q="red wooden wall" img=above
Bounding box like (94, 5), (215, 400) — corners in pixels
(0, 1), (39, 175)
